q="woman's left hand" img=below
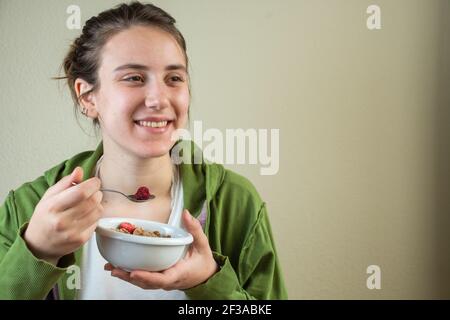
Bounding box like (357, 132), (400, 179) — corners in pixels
(104, 209), (219, 290)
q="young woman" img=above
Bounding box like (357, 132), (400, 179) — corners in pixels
(0, 1), (287, 300)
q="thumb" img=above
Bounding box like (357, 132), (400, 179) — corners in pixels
(45, 166), (84, 198)
(70, 166), (84, 184)
(182, 209), (209, 252)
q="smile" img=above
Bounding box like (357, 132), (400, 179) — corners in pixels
(135, 120), (169, 128)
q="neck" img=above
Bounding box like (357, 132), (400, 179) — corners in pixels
(98, 149), (174, 201)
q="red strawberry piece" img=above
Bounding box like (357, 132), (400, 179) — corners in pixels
(118, 222), (136, 234)
(135, 186), (151, 200)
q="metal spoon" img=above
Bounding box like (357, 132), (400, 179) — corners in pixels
(71, 182), (155, 203)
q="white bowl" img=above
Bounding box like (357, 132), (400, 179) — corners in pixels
(96, 217), (193, 272)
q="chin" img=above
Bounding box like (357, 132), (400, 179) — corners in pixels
(134, 139), (175, 159)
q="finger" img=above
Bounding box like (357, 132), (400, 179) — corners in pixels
(182, 209), (210, 252)
(62, 190), (103, 221)
(129, 276), (169, 290)
(130, 259), (186, 289)
(129, 270), (170, 289)
(110, 268), (132, 282)
(128, 278), (151, 290)
(51, 177), (101, 212)
(79, 220), (98, 242)
(54, 198), (102, 243)
(44, 167), (84, 198)
(77, 206), (103, 232)
(104, 263), (114, 271)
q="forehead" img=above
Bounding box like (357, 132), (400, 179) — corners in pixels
(99, 25), (186, 72)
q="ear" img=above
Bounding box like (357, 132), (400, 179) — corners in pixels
(74, 78), (99, 118)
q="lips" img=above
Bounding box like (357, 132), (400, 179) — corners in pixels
(133, 114), (174, 128)
(135, 116), (173, 122)
(135, 120), (170, 128)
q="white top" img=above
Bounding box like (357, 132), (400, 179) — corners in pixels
(77, 157), (187, 300)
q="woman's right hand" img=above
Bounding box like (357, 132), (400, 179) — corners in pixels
(24, 167), (103, 265)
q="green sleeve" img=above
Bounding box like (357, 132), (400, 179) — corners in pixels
(0, 191), (74, 300)
(184, 204), (288, 300)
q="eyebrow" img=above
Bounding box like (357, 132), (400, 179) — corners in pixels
(113, 63), (187, 73)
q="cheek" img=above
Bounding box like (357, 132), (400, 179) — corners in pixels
(174, 90), (190, 121)
(97, 86), (140, 118)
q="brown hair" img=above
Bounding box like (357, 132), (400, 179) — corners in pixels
(55, 1), (189, 134)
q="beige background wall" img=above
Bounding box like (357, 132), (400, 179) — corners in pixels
(1, 0), (449, 299)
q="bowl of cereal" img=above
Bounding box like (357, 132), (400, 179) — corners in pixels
(95, 217), (193, 272)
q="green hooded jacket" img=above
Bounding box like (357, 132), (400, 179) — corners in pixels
(0, 140), (287, 300)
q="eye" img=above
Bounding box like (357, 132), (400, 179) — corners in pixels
(168, 74), (185, 83)
(171, 76), (183, 82)
(123, 75), (145, 83)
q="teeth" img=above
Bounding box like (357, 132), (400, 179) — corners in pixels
(136, 120), (168, 128)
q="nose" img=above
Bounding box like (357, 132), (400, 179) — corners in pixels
(144, 79), (168, 110)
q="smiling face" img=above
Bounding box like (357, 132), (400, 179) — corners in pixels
(88, 25), (190, 159)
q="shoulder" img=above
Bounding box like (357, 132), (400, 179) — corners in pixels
(13, 148), (96, 197)
(3, 148), (98, 225)
(1, 175), (48, 230)
(218, 169), (263, 207)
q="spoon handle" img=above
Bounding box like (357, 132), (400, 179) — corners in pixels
(99, 189), (129, 197)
